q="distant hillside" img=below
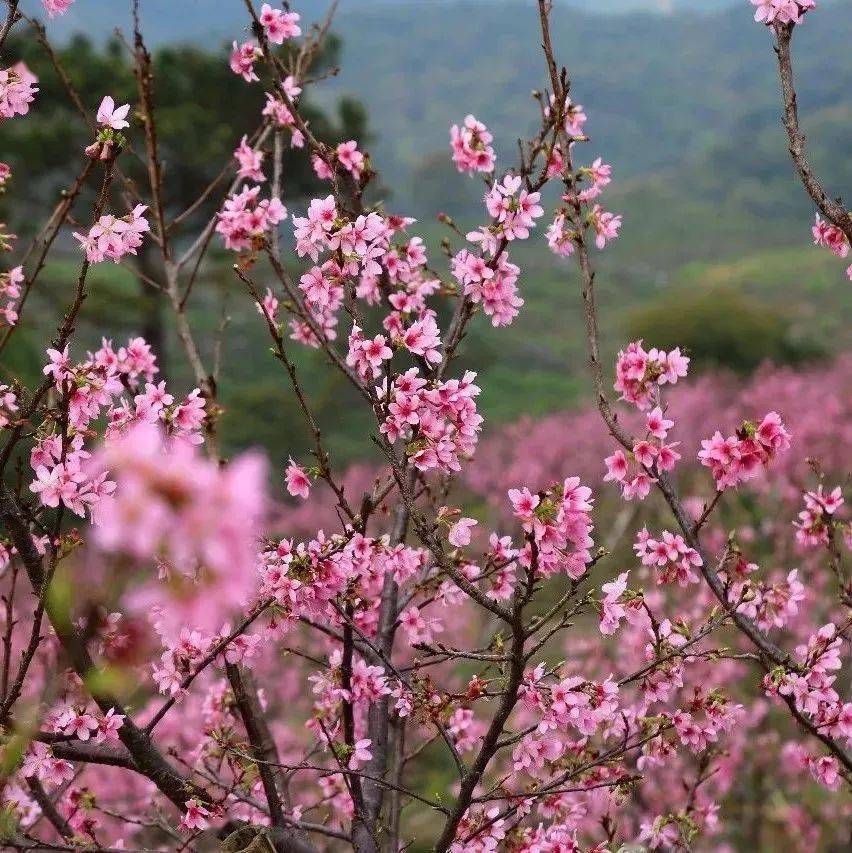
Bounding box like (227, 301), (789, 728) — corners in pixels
(314, 0), (852, 213)
(41, 0), (742, 46)
(43, 1), (852, 218)
(43, 0), (852, 200)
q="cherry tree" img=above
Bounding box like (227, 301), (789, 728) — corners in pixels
(0, 0), (850, 850)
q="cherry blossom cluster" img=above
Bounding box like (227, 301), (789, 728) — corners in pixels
(548, 93), (588, 139)
(218, 68), (304, 250)
(73, 204), (150, 264)
(42, 0), (76, 16)
(0, 263), (22, 326)
(215, 184), (287, 251)
(598, 570), (637, 635)
(547, 169), (619, 256)
(508, 477), (594, 579)
(0, 63), (38, 119)
(600, 343), (689, 500)
(484, 174), (544, 241)
(667, 691), (742, 753)
(380, 368), (483, 474)
(233, 134), (265, 182)
(698, 410), (792, 490)
(250, 533), (452, 780)
(604, 405), (681, 500)
(451, 245), (524, 327)
(545, 94), (622, 257)
(91, 423), (267, 634)
(230, 40), (262, 82)
(723, 560), (806, 632)
(469, 354), (852, 522)
(750, 0), (816, 25)
(152, 626), (232, 697)
(812, 213), (852, 281)
(764, 623), (852, 785)
(783, 741), (843, 791)
(794, 484), (846, 547)
(19, 742), (75, 790)
(309, 646), (387, 778)
(259, 3), (301, 44)
(449, 113), (496, 174)
(47, 706), (125, 745)
(260, 532), (432, 652)
(15, 718), (128, 838)
(29, 337), (205, 524)
(449, 171), (548, 327)
(312, 139), (367, 181)
(635, 528), (703, 587)
(152, 616), (265, 698)
(262, 78), (305, 146)
(513, 667), (621, 771)
(272, 197), (445, 357)
(614, 339), (690, 410)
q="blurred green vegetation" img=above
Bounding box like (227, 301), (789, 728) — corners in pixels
(625, 285), (826, 373)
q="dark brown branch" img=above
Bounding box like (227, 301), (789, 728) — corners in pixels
(433, 614), (526, 852)
(225, 663), (315, 853)
(25, 776), (73, 840)
(47, 739), (138, 771)
(0, 0), (21, 51)
(774, 23), (852, 242)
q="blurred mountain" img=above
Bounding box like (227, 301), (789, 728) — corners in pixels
(41, 0), (741, 44)
(310, 0), (852, 213)
(24, 0), (852, 463)
(43, 0), (852, 213)
(42, 0), (745, 46)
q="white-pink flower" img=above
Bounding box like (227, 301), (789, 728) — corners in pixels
(96, 95), (131, 130)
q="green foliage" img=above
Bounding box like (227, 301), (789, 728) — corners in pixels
(624, 285), (825, 373)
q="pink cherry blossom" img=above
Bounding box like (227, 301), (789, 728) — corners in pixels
(448, 517), (477, 548)
(285, 458), (311, 499)
(42, 0), (76, 16)
(259, 3), (301, 44)
(230, 40), (261, 82)
(0, 64), (38, 119)
(233, 134), (265, 182)
(450, 114), (496, 174)
(96, 95), (131, 130)
(179, 799), (210, 832)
